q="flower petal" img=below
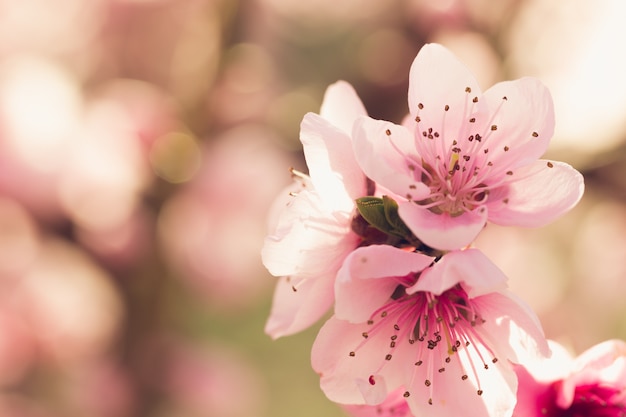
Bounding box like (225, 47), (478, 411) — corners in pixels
(311, 316), (405, 405)
(264, 274), (334, 339)
(472, 290), (550, 365)
(301, 113), (366, 210)
(405, 343), (518, 417)
(398, 201), (487, 250)
(262, 189), (356, 278)
(336, 245), (433, 323)
(487, 160), (584, 227)
(320, 80), (368, 134)
(406, 248), (508, 296)
(475, 77), (555, 172)
(352, 116), (430, 201)
(408, 43), (482, 151)
(341, 388), (411, 417)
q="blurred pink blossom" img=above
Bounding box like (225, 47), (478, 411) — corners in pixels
(160, 342), (267, 417)
(312, 246), (549, 417)
(353, 43), (584, 250)
(159, 124), (293, 311)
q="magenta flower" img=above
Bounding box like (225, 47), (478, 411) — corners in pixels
(514, 339), (626, 417)
(352, 43), (584, 250)
(261, 81), (368, 338)
(311, 246), (549, 417)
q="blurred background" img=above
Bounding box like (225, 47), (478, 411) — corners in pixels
(0, 0), (625, 416)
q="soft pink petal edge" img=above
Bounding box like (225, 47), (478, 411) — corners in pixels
(320, 80), (368, 134)
(488, 160), (584, 227)
(301, 113), (366, 207)
(398, 201), (487, 251)
(407, 248), (508, 296)
(265, 274), (334, 339)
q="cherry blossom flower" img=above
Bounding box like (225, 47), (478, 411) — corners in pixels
(312, 246), (549, 417)
(514, 339), (626, 417)
(261, 81), (368, 338)
(352, 43), (584, 250)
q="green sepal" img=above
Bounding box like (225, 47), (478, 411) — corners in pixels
(355, 195), (413, 241)
(381, 195), (413, 238)
(355, 197), (389, 234)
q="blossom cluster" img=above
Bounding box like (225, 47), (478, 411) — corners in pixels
(262, 44), (624, 417)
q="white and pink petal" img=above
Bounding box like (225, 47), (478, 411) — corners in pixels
(320, 80), (368, 134)
(487, 160), (584, 228)
(397, 201), (487, 251)
(336, 245), (433, 323)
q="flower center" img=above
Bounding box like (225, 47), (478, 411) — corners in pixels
(348, 281), (499, 406)
(416, 162), (490, 217)
(398, 89), (519, 216)
(554, 384), (626, 417)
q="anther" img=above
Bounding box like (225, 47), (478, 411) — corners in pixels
(465, 87), (472, 93)
(472, 97), (478, 103)
(292, 286), (297, 292)
(469, 117), (476, 123)
(504, 146), (509, 151)
(369, 375), (376, 385)
(362, 332), (368, 338)
(490, 125), (498, 131)
(506, 171), (513, 175)
(415, 116), (421, 122)
(502, 96), (508, 100)
(438, 368), (445, 373)
(477, 390), (483, 396)
(390, 342), (396, 348)
(367, 320), (374, 325)
(418, 103), (424, 109)
(381, 311), (387, 318)
(461, 375), (468, 380)
(415, 360), (422, 366)
(403, 391), (410, 398)
(349, 351), (355, 357)
(492, 358), (498, 363)
(444, 105), (450, 111)
(547, 161), (554, 168)
(425, 380), (431, 387)
(532, 132), (539, 137)
(385, 129), (391, 136)
(394, 324), (400, 331)
(385, 354), (392, 361)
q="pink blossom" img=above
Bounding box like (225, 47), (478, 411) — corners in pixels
(262, 81), (368, 338)
(312, 246), (549, 417)
(514, 339), (626, 417)
(352, 43), (584, 250)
